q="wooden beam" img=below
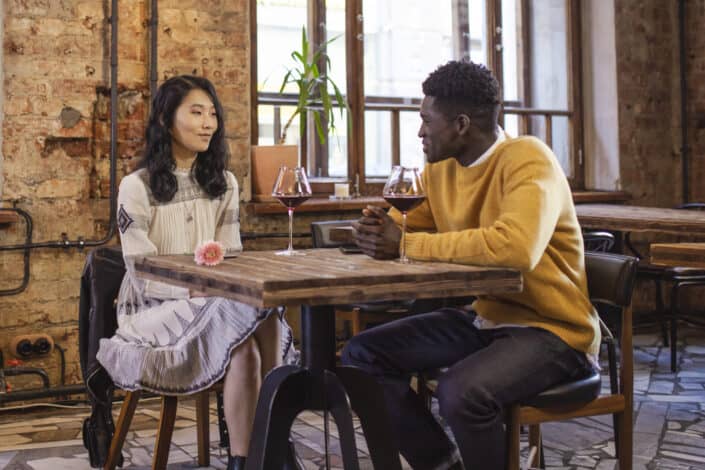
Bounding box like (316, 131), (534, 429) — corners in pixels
(346, 0), (365, 192)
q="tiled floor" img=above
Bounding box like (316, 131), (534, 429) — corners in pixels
(1, 326), (705, 469)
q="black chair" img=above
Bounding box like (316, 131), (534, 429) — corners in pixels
(506, 251), (638, 470)
(625, 202), (705, 372)
(583, 230), (615, 253)
(78, 247), (230, 469)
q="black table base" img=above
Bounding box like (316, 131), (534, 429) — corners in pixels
(244, 305), (403, 470)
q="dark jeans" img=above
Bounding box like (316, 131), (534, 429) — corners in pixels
(341, 308), (593, 470)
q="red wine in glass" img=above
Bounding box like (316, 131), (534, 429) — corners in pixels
(275, 195), (311, 208)
(382, 166), (426, 263)
(383, 195), (426, 213)
(271, 166), (312, 256)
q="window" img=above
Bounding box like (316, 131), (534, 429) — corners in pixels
(252, 0), (585, 195)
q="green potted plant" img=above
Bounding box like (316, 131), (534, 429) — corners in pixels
(251, 27), (348, 199)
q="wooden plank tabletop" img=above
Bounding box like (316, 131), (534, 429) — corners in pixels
(136, 249), (522, 308)
(575, 204), (705, 235)
(650, 243), (705, 268)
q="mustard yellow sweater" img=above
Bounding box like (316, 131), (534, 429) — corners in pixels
(393, 136), (600, 356)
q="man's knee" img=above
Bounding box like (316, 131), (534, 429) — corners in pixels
(436, 371), (501, 426)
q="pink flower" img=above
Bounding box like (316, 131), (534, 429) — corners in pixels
(194, 240), (225, 266)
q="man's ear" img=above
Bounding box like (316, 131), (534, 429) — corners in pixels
(455, 113), (472, 135)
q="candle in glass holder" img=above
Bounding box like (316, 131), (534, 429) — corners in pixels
(334, 182), (350, 198)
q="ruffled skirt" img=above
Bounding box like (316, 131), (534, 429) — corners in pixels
(96, 296), (298, 395)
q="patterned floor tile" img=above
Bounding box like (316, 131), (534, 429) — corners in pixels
(0, 327), (704, 469)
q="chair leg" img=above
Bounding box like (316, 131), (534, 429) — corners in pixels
(670, 283), (681, 372)
(104, 391), (140, 470)
(528, 425), (542, 469)
(195, 390), (211, 467)
(152, 396), (178, 470)
(505, 405), (521, 470)
(654, 279), (668, 346)
(351, 307), (362, 336)
(416, 374), (432, 410)
(616, 410), (633, 470)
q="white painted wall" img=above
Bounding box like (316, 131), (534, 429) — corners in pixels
(582, 0), (621, 190)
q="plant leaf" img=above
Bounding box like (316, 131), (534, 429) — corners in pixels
(278, 70), (292, 94)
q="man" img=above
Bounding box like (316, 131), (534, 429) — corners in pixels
(342, 60), (599, 469)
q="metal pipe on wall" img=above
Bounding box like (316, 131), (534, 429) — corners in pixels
(0, 0), (118, 255)
(149, 0), (158, 101)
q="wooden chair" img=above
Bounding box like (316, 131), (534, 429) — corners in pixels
(105, 384), (221, 470)
(506, 251), (638, 470)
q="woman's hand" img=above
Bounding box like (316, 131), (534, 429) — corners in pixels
(352, 205), (402, 260)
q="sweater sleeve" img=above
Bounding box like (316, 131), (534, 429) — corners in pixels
(214, 172), (243, 256)
(404, 149), (564, 271)
(118, 174), (190, 300)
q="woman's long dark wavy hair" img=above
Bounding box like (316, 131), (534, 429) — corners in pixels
(138, 75), (229, 202)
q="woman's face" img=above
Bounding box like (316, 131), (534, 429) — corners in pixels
(170, 88), (218, 159)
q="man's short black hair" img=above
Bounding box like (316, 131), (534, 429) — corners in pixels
(422, 60), (500, 132)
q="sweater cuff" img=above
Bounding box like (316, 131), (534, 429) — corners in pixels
(403, 232), (426, 260)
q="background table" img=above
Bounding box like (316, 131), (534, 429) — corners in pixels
(575, 204), (705, 235)
(136, 249), (522, 470)
(651, 243), (705, 269)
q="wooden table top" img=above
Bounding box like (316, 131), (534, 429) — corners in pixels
(135, 249), (522, 308)
(575, 203), (705, 235)
(650, 243), (705, 268)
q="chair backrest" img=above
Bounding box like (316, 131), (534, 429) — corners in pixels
(585, 251), (638, 308)
(311, 220), (357, 248)
(582, 231), (615, 253)
(79, 246), (125, 404)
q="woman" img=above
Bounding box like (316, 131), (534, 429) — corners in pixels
(97, 75), (298, 470)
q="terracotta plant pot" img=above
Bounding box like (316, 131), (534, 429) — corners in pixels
(251, 145), (299, 201)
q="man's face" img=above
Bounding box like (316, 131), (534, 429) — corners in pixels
(417, 96), (459, 164)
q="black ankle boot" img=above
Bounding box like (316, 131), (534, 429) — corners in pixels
(227, 455), (246, 470)
(283, 439), (305, 470)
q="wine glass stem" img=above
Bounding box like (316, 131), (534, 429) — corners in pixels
(287, 207), (294, 253)
(401, 212), (407, 262)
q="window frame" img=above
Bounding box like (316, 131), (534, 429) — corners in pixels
(251, 0), (585, 196)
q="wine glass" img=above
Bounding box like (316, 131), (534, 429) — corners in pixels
(272, 166), (312, 256)
(383, 166), (426, 264)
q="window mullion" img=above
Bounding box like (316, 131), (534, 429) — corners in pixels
(452, 0), (470, 60)
(308, 0), (328, 177)
(567, 0), (584, 188)
(520, 0), (532, 109)
(346, 0), (365, 191)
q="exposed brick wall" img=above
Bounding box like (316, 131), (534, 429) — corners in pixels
(686, 0), (705, 202)
(612, 1), (705, 311)
(614, 0), (682, 207)
(0, 0), (252, 389)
